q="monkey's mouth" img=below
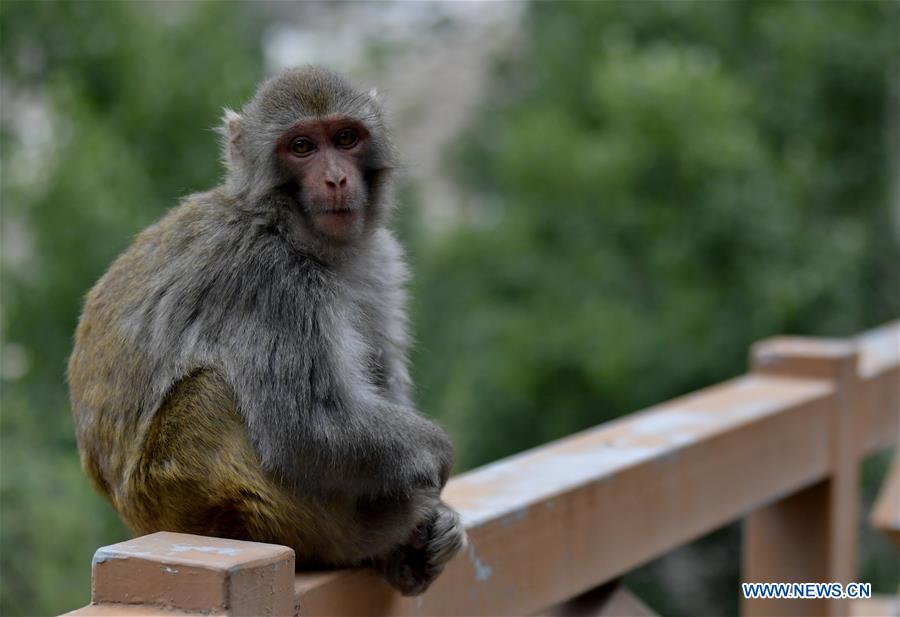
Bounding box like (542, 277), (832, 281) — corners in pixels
(314, 208), (359, 222)
(312, 208), (360, 238)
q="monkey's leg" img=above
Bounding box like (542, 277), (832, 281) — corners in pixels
(118, 369), (339, 563)
(118, 368), (456, 579)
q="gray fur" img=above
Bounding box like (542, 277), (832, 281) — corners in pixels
(69, 67), (465, 587)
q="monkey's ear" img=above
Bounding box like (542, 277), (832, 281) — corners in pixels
(218, 108), (243, 166)
(368, 88), (380, 102)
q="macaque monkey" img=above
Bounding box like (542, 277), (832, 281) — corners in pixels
(68, 67), (466, 595)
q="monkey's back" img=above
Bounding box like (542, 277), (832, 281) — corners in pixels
(74, 194), (321, 550)
(68, 192), (239, 505)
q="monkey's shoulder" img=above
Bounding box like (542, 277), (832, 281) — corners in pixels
(133, 190), (247, 260)
(89, 191), (232, 283)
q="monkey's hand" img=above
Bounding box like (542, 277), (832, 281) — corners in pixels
(341, 403), (465, 594)
(373, 500), (468, 596)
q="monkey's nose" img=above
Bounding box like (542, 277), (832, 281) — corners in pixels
(325, 175), (347, 191)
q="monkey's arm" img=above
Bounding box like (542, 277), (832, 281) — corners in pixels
(377, 330), (414, 407)
(297, 395), (453, 497)
(368, 229), (415, 407)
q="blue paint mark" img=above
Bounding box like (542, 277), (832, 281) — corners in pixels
(170, 543), (240, 556)
(467, 542), (493, 582)
(91, 548), (123, 567)
(500, 508), (528, 527)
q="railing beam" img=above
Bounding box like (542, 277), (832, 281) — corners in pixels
(296, 375), (838, 615)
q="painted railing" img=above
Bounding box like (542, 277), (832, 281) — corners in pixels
(67, 321), (900, 617)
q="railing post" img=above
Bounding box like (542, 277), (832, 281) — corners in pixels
(742, 337), (861, 617)
(66, 531), (295, 616)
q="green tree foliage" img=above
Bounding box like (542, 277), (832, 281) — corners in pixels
(414, 0), (899, 469)
(408, 2), (898, 614)
(1, 3), (264, 614)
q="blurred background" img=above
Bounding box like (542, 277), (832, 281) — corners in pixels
(1, 1), (898, 615)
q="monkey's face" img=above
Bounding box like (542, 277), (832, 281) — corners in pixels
(276, 117), (371, 244)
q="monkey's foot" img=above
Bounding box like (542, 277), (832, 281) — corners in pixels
(376, 503), (467, 596)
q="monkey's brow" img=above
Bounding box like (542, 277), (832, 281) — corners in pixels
(282, 114), (358, 131)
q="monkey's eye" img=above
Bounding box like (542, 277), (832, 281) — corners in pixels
(290, 138), (315, 157)
(334, 129), (359, 148)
